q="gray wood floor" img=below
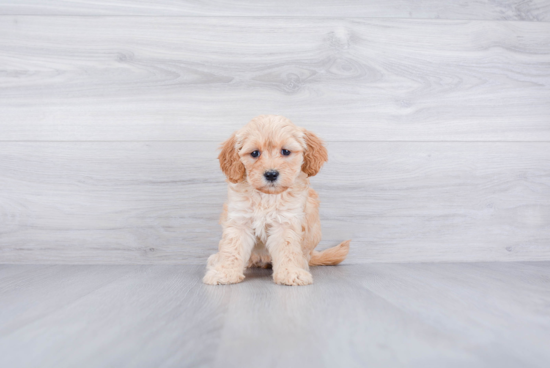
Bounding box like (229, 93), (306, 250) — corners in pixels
(1, 263), (549, 368)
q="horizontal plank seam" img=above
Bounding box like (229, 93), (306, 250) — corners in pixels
(0, 15), (548, 24)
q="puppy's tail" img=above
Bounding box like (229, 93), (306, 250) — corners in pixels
(309, 240), (350, 266)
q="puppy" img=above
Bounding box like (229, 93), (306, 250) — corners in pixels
(203, 115), (350, 286)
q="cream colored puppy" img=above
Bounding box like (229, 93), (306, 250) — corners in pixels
(203, 115), (350, 286)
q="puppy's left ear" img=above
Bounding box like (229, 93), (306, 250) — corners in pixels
(301, 129), (328, 177)
(218, 132), (246, 183)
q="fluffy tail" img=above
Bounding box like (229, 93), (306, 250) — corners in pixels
(309, 240), (350, 266)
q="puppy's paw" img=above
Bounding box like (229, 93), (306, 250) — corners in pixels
(273, 267), (313, 286)
(247, 253), (272, 269)
(203, 269), (245, 285)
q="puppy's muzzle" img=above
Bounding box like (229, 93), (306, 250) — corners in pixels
(264, 170), (279, 182)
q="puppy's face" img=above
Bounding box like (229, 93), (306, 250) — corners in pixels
(239, 129), (304, 194)
(219, 115), (328, 194)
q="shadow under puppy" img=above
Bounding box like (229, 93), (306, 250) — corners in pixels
(203, 115), (350, 286)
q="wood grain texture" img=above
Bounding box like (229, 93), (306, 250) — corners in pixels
(1, 142), (549, 264)
(1, 17), (550, 141)
(1, 0), (550, 20)
(1, 263), (549, 367)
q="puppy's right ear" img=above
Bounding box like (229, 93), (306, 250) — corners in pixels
(218, 133), (245, 183)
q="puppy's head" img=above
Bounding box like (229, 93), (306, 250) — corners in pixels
(218, 115), (328, 194)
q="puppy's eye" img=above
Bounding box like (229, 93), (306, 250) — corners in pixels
(281, 149), (291, 156)
(251, 150), (260, 158)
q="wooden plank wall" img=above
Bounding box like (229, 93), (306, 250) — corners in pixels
(1, 2), (549, 264)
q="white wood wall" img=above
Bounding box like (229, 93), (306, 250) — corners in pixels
(1, 1), (549, 264)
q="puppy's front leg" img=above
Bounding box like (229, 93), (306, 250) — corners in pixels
(203, 225), (255, 285)
(267, 223), (313, 286)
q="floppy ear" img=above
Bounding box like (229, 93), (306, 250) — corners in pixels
(301, 129), (328, 177)
(218, 133), (245, 183)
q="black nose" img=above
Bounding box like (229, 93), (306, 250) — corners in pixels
(264, 170), (279, 182)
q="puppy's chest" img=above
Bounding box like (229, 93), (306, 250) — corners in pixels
(231, 190), (306, 228)
(249, 195), (305, 243)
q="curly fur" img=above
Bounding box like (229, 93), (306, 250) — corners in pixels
(301, 129), (328, 177)
(203, 115), (350, 286)
(218, 133), (246, 184)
